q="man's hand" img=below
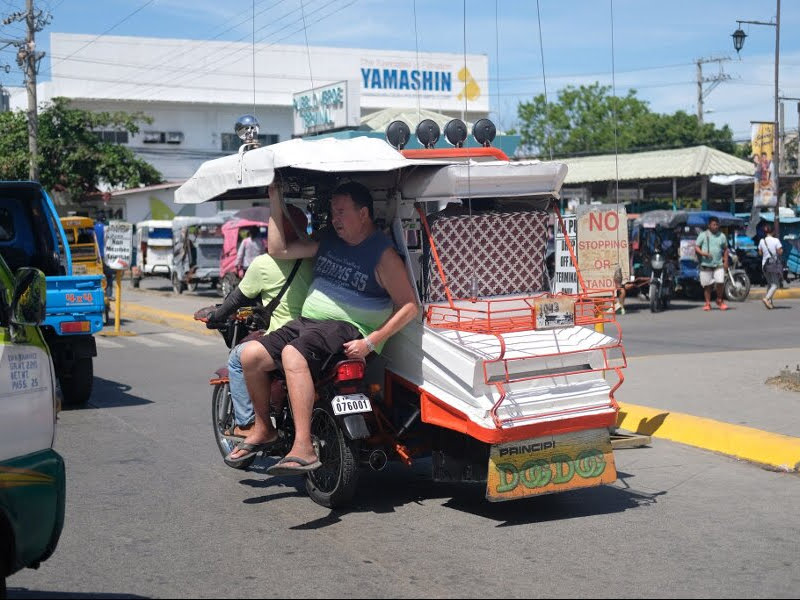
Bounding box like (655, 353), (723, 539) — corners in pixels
(343, 338), (372, 359)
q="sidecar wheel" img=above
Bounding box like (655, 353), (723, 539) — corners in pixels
(212, 382), (255, 470)
(305, 406), (359, 509)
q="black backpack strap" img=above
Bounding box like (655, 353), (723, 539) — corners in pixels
(263, 259), (302, 314)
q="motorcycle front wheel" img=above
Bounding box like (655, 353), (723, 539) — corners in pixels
(649, 282), (661, 313)
(724, 271), (751, 302)
(211, 382), (255, 470)
(305, 406), (360, 509)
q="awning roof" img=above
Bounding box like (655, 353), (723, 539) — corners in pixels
(176, 136), (569, 204)
(560, 145), (754, 185)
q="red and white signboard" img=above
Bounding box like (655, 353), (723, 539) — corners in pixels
(576, 206), (629, 294)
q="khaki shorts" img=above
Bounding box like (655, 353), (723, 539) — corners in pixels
(699, 266), (724, 287)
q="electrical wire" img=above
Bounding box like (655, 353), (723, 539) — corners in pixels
(536, 0), (552, 160)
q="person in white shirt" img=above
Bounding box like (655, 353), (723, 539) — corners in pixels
(236, 226), (263, 271)
(758, 223), (783, 309)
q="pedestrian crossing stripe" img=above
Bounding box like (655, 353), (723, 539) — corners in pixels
(95, 333), (215, 349)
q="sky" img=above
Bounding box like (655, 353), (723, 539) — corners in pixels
(1, 0), (799, 141)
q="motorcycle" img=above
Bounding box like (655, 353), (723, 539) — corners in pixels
(647, 247), (676, 313)
(723, 253), (751, 302)
(197, 306), (379, 508)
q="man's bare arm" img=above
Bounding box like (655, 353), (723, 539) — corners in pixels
(371, 248), (419, 345)
(267, 182), (318, 259)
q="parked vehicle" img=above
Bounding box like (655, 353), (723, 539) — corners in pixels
(219, 213), (268, 298)
(60, 216), (111, 324)
(0, 255), (66, 596)
(630, 211), (681, 312)
(0, 182), (104, 406)
(171, 216), (225, 294)
(176, 129), (628, 508)
(131, 219), (173, 287)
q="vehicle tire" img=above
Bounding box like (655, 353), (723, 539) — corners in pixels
(212, 383), (255, 470)
(172, 273), (184, 295)
(221, 273), (239, 299)
(724, 272), (751, 302)
(649, 283), (661, 313)
(305, 405), (360, 509)
(60, 357), (93, 407)
(187, 281), (199, 293)
(131, 277), (140, 288)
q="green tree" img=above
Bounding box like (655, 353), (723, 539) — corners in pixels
(516, 83), (736, 157)
(0, 97), (162, 201)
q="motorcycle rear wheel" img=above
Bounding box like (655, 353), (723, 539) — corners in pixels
(724, 272), (751, 302)
(305, 406), (360, 509)
(211, 382), (255, 470)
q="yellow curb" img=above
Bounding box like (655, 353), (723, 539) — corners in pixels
(749, 287), (800, 299)
(114, 303), (217, 337)
(617, 401), (800, 472)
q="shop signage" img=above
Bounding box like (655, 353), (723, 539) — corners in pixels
(292, 80), (360, 136)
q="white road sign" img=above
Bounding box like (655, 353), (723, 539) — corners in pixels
(104, 221), (133, 270)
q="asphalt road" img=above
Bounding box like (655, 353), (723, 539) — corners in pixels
(7, 285), (800, 598)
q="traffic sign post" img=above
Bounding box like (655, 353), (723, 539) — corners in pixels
(103, 222), (135, 336)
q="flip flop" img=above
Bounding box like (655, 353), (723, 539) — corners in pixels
(225, 436), (281, 465)
(266, 455), (322, 476)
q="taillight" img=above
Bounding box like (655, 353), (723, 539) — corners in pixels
(60, 321), (91, 333)
(334, 360), (365, 383)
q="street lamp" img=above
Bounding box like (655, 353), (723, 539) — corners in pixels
(731, 28), (747, 54)
(731, 1), (781, 233)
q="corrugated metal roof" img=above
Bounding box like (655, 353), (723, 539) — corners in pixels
(560, 145), (753, 184)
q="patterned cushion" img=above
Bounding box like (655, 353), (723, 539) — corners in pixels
(424, 210), (548, 302)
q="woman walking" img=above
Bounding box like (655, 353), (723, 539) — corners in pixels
(758, 223), (783, 309)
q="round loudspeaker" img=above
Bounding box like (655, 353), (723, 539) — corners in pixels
(443, 119), (468, 148)
(472, 118), (497, 147)
(415, 119), (441, 149)
(385, 120), (411, 150)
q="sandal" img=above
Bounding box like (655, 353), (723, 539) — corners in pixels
(225, 434), (282, 465)
(266, 455), (322, 476)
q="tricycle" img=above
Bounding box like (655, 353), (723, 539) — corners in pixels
(171, 216), (225, 294)
(131, 219), (173, 287)
(176, 120), (628, 507)
(219, 209), (268, 298)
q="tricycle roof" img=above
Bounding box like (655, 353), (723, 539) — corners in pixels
(175, 136), (569, 205)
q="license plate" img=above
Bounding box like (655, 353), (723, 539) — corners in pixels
(331, 393), (372, 416)
(486, 428), (616, 502)
(73, 264), (87, 274)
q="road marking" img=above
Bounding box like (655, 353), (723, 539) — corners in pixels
(129, 336), (170, 348)
(95, 337), (124, 349)
(158, 332), (215, 346)
(617, 402), (800, 472)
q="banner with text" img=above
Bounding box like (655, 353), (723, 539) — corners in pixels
(554, 215), (577, 295)
(576, 205), (629, 294)
(104, 221), (133, 270)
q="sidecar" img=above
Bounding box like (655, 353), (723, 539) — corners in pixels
(177, 127), (626, 505)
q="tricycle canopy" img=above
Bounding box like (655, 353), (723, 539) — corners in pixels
(175, 137), (568, 206)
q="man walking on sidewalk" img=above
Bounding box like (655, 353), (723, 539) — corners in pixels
(695, 216), (729, 311)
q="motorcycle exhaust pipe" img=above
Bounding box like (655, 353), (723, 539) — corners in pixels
(368, 449), (388, 471)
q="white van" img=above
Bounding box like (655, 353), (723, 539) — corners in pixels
(0, 255), (65, 595)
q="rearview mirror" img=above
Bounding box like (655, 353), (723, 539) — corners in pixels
(11, 267), (46, 326)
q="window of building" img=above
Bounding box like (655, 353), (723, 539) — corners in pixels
(96, 130), (129, 144)
(221, 133), (279, 152)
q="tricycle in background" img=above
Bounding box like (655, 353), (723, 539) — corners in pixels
(171, 216), (225, 294)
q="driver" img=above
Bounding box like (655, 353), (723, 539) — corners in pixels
(228, 181), (419, 475)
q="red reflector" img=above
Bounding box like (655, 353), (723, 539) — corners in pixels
(335, 361), (365, 382)
(60, 321), (90, 333)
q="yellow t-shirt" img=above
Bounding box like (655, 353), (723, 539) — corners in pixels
(237, 254), (314, 334)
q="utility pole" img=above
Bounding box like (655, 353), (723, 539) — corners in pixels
(2, 0), (50, 180)
(695, 57), (732, 125)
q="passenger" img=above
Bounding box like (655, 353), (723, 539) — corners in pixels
(229, 181), (419, 474)
(197, 206), (313, 443)
(236, 226), (262, 272)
